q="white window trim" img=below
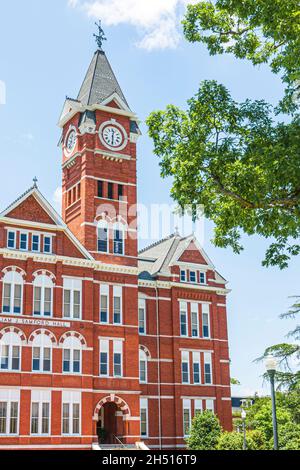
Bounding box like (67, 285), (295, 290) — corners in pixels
(97, 220), (109, 254)
(99, 339), (109, 377)
(180, 269), (187, 283)
(183, 399), (191, 438)
(192, 352), (201, 385)
(202, 304), (211, 339)
(140, 398), (148, 438)
(99, 284), (109, 324)
(32, 337), (53, 373)
(113, 340), (123, 378)
(191, 303), (199, 338)
(0, 337), (21, 372)
(113, 223), (125, 256)
(62, 348), (82, 375)
(181, 351), (190, 384)
(33, 276), (53, 318)
(204, 352), (213, 385)
(19, 232), (28, 251)
(0, 398), (19, 436)
(139, 349), (147, 384)
(7, 230), (16, 249)
(43, 235), (53, 254)
(61, 394), (81, 436)
(138, 298), (146, 335)
(31, 234), (41, 253)
(2, 271), (23, 316)
(199, 271), (207, 285)
(179, 301), (188, 337)
(30, 398), (51, 436)
(63, 279), (82, 320)
(113, 286), (123, 325)
(189, 270), (197, 283)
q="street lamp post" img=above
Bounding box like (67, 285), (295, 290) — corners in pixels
(265, 355), (279, 450)
(241, 409), (247, 450)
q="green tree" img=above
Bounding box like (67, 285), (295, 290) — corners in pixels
(187, 410), (222, 450)
(147, 82), (300, 268)
(258, 298), (300, 390)
(183, 0), (300, 112)
(217, 430), (266, 450)
(147, 1), (300, 267)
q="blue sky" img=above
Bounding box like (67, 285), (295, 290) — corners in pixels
(0, 0), (298, 396)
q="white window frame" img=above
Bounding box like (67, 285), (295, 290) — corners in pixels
(99, 339), (109, 377)
(139, 349), (147, 384)
(100, 284), (109, 324)
(62, 336), (82, 375)
(194, 399), (203, 415)
(206, 399), (215, 413)
(30, 390), (51, 436)
(179, 301), (188, 337)
(183, 399), (191, 437)
(97, 220), (109, 254)
(7, 230), (16, 249)
(2, 271), (23, 315)
(33, 275), (53, 317)
(0, 332), (21, 372)
(204, 352), (213, 385)
(202, 304), (211, 339)
(180, 269), (186, 282)
(199, 271), (206, 285)
(113, 340), (123, 377)
(138, 298), (146, 335)
(191, 302), (199, 337)
(0, 390), (20, 436)
(140, 398), (148, 438)
(62, 391), (81, 436)
(63, 278), (82, 320)
(192, 352), (201, 385)
(189, 270), (197, 283)
(113, 223), (125, 256)
(31, 234), (41, 253)
(113, 286), (122, 325)
(43, 236), (52, 254)
(181, 351), (190, 384)
(19, 232), (28, 251)
(32, 335), (52, 373)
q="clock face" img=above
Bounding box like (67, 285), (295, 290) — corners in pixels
(65, 129), (77, 154)
(102, 125), (123, 149)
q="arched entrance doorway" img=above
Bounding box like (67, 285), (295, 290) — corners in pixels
(94, 395), (130, 445)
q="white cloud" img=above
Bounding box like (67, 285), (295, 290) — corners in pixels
(68, 0), (199, 50)
(52, 186), (62, 212)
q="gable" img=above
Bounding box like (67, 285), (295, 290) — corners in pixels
(178, 241), (208, 265)
(5, 195), (56, 225)
(106, 99), (122, 109)
(60, 232), (86, 259)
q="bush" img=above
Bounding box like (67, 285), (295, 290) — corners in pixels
(187, 411), (222, 450)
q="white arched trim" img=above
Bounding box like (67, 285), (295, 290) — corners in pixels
(0, 327), (26, 345)
(59, 331), (87, 348)
(1, 266), (26, 280)
(94, 395), (131, 420)
(32, 270), (56, 282)
(140, 345), (151, 359)
(28, 329), (57, 346)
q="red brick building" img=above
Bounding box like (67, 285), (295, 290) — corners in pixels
(0, 44), (232, 450)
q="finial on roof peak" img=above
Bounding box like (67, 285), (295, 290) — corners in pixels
(94, 20), (107, 51)
(33, 176), (38, 188)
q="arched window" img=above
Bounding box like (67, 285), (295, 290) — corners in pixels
(62, 336), (82, 374)
(2, 271), (23, 315)
(113, 223), (125, 255)
(32, 334), (52, 373)
(97, 220), (109, 253)
(33, 275), (53, 317)
(139, 349), (148, 384)
(0, 332), (22, 371)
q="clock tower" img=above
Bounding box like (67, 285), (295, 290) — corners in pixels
(58, 41), (140, 266)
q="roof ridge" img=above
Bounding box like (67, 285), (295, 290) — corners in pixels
(138, 233), (178, 255)
(1, 185), (36, 216)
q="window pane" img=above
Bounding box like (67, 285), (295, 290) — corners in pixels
(32, 235), (40, 251)
(182, 362), (189, 383)
(100, 353), (108, 375)
(20, 234), (27, 250)
(44, 237), (51, 253)
(1, 345), (9, 370)
(191, 312), (198, 337)
(3, 283), (11, 312)
(193, 363), (200, 384)
(100, 295), (108, 323)
(189, 271), (196, 282)
(180, 313), (187, 336)
(140, 360), (146, 382)
(64, 290), (71, 318)
(62, 403), (70, 434)
(42, 403), (49, 434)
(12, 346), (20, 370)
(183, 409), (190, 435)
(73, 350), (80, 373)
(202, 313), (209, 338)
(13, 284), (22, 314)
(44, 288), (52, 316)
(140, 409), (147, 436)
(31, 403), (39, 434)
(7, 232), (15, 249)
(73, 291), (81, 319)
(98, 228), (108, 253)
(10, 402), (18, 434)
(113, 296), (121, 324)
(32, 347), (40, 371)
(63, 349), (70, 372)
(138, 308), (145, 334)
(72, 403), (80, 434)
(0, 402), (7, 434)
(113, 230), (123, 255)
(113, 353), (121, 377)
(205, 364), (212, 384)
(43, 348), (51, 372)
(33, 287), (41, 315)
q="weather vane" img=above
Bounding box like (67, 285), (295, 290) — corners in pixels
(94, 20), (107, 51)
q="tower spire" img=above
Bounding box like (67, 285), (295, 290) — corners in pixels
(94, 20), (107, 51)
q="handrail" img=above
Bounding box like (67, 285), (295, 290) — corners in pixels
(113, 434), (126, 448)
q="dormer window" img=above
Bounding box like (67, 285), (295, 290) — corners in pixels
(7, 231), (16, 249)
(199, 272), (206, 284)
(189, 271), (196, 283)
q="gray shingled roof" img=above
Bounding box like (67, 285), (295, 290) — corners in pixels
(77, 50), (129, 108)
